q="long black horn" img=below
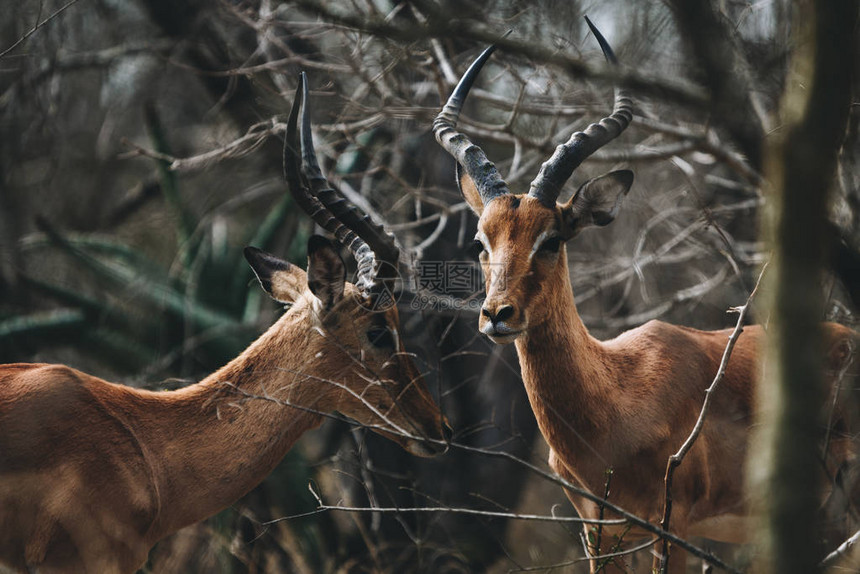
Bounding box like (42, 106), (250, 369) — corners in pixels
(527, 16), (633, 207)
(285, 73), (399, 296)
(298, 78), (399, 292)
(433, 45), (510, 205)
(284, 75), (363, 254)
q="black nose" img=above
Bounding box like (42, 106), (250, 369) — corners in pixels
(481, 304), (515, 324)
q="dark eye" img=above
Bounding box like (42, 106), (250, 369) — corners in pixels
(539, 237), (562, 254)
(367, 326), (395, 349)
(468, 239), (486, 259)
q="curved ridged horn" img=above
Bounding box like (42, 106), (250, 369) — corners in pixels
(527, 16), (633, 207)
(433, 45), (510, 206)
(284, 75), (361, 253)
(298, 77), (399, 290)
(284, 73), (399, 296)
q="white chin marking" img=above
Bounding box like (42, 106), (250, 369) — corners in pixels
(489, 332), (521, 344)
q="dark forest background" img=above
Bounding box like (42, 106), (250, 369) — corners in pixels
(1, 0), (858, 572)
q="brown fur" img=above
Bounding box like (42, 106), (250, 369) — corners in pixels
(0, 268), (446, 573)
(468, 189), (859, 573)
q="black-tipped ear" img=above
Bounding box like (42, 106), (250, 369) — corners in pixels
(307, 235), (346, 309)
(244, 246), (306, 304)
(244, 247), (289, 294)
(560, 170), (634, 239)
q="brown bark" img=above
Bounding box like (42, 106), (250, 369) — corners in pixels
(753, 2), (858, 572)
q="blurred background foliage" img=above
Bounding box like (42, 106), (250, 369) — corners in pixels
(0, 0), (857, 572)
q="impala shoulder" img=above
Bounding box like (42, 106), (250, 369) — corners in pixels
(613, 320), (702, 350)
(0, 366), (115, 468)
(0, 363), (92, 412)
(65, 374), (163, 538)
(0, 362), (80, 383)
(0, 362), (55, 381)
(638, 320), (761, 349)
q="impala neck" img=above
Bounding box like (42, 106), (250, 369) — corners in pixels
(146, 299), (325, 537)
(514, 255), (615, 478)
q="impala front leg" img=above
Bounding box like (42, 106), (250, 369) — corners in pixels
(548, 449), (633, 572)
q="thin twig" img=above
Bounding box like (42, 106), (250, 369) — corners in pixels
(291, 0), (709, 108)
(509, 537), (657, 573)
(264, 502), (627, 526)
(452, 443), (742, 574)
(657, 261), (769, 573)
(594, 468), (615, 570)
(186, 368), (741, 573)
(119, 120), (282, 172)
(0, 0), (84, 60)
(220, 368), (738, 572)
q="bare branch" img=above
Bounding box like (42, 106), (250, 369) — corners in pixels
(291, 0), (709, 108)
(657, 261), (769, 573)
(266, 501), (626, 526)
(452, 443), (742, 574)
(0, 0), (84, 60)
(119, 120), (283, 172)
(509, 537), (657, 573)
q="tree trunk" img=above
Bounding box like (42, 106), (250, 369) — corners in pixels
(752, 1), (858, 572)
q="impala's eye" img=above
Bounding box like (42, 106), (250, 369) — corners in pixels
(367, 326), (395, 349)
(469, 239), (486, 259)
(539, 236), (562, 254)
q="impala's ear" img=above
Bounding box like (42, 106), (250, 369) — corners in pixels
(306, 235), (346, 310)
(560, 170), (634, 239)
(244, 246), (307, 304)
(456, 163), (484, 216)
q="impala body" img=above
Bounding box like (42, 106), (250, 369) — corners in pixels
(0, 74), (448, 574)
(434, 19), (859, 573)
